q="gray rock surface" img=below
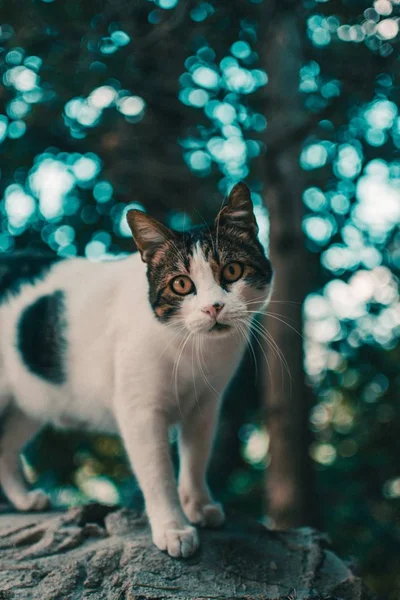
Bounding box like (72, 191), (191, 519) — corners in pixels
(0, 504), (373, 599)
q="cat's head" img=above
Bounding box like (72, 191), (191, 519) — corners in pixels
(127, 183), (273, 337)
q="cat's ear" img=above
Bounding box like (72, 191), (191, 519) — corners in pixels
(126, 210), (175, 263)
(215, 182), (258, 233)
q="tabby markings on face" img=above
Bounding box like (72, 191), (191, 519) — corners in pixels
(127, 183), (273, 336)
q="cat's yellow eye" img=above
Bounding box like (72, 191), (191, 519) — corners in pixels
(170, 275), (195, 296)
(222, 262), (243, 283)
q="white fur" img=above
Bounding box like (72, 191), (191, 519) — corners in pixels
(0, 248), (270, 557)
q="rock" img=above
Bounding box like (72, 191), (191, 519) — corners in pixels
(0, 504), (374, 600)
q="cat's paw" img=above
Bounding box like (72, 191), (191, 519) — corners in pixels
(181, 499), (225, 528)
(152, 522), (199, 558)
(17, 490), (51, 512)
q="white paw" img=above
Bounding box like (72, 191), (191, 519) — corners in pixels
(16, 490), (51, 512)
(181, 499), (225, 528)
(152, 522), (199, 558)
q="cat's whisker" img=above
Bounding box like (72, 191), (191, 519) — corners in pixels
(269, 300), (302, 305)
(245, 324), (260, 383)
(246, 325), (260, 384)
(195, 337), (206, 396)
(247, 318), (292, 378)
(239, 317), (285, 387)
(192, 335), (202, 416)
(263, 311), (300, 325)
(156, 323), (187, 360)
(243, 309), (300, 327)
(245, 298), (301, 306)
(169, 245), (187, 267)
(236, 321), (258, 382)
(244, 295), (271, 306)
(238, 318), (273, 386)
(165, 225), (188, 266)
(245, 311), (304, 339)
(197, 337), (212, 396)
(174, 332), (192, 416)
(197, 336), (220, 398)
(172, 331), (192, 417)
(238, 305), (299, 327)
(194, 207), (217, 257)
(215, 192), (227, 255)
(242, 317), (293, 398)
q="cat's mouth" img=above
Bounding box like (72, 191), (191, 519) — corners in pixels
(209, 322), (231, 333)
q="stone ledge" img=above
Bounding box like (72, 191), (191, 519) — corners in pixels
(0, 504), (374, 600)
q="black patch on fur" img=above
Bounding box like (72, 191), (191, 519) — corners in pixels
(146, 223), (273, 321)
(0, 253), (61, 304)
(17, 290), (67, 384)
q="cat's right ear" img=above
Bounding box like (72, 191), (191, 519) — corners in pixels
(215, 182), (258, 234)
(126, 210), (175, 263)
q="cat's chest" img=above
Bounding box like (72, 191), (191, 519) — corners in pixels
(168, 339), (242, 411)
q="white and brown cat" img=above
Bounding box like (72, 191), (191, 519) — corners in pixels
(0, 182), (272, 557)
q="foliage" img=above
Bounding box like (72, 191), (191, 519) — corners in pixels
(300, 1), (400, 595)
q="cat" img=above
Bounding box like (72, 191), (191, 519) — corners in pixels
(0, 182), (272, 558)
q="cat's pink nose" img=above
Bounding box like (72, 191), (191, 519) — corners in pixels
(202, 302), (225, 320)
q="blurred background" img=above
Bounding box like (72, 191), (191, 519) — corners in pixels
(0, 0), (399, 597)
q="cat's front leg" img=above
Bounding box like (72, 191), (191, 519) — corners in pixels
(178, 398), (225, 528)
(115, 399), (198, 558)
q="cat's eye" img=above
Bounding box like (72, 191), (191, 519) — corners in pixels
(222, 262), (243, 283)
(170, 275), (195, 296)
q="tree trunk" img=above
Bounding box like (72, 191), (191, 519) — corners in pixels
(261, 8), (317, 529)
(0, 504), (373, 599)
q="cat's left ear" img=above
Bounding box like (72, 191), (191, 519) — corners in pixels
(215, 182), (258, 234)
(126, 210), (176, 263)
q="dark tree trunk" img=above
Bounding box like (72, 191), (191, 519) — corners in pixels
(260, 8), (318, 529)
